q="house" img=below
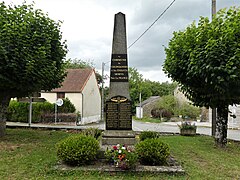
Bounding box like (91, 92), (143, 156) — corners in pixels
(41, 68), (101, 124)
(136, 96), (161, 118)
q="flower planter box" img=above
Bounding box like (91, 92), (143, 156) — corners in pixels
(180, 129), (196, 136)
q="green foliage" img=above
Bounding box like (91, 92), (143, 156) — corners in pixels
(65, 58), (93, 69)
(158, 95), (178, 114)
(56, 134), (100, 166)
(151, 108), (173, 120)
(0, 2), (67, 98)
(7, 100), (54, 123)
(129, 67), (176, 113)
(58, 98), (76, 113)
(178, 103), (201, 120)
(139, 131), (159, 141)
(7, 99), (77, 123)
(178, 121), (197, 130)
(7, 101), (29, 122)
(146, 80), (177, 96)
(105, 144), (138, 170)
(164, 7), (240, 108)
(135, 139), (170, 165)
(81, 128), (102, 140)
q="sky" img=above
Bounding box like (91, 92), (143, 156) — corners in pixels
(4, 0), (240, 83)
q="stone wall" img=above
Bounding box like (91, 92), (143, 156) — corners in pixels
(143, 100), (160, 117)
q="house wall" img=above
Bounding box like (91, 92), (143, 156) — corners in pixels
(65, 93), (82, 114)
(41, 93), (56, 104)
(41, 92), (82, 114)
(82, 72), (101, 124)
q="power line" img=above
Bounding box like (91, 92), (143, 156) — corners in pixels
(128, 0), (176, 49)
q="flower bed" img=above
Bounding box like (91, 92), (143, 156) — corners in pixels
(105, 144), (138, 170)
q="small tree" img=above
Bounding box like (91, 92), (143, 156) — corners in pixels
(0, 2), (67, 136)
(164, 7), (240, 147)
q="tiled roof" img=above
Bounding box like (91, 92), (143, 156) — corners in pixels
(51, 68), (93, 93)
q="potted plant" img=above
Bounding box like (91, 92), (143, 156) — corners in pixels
(178, 121), (197, 136)
(105, 144), (138, 170)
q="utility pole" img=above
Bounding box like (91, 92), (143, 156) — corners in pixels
(101, 62), (105, 122)
(211, 0), (217, 137)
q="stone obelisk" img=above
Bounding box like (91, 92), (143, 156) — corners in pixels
(102, 12), (135, 146)
(106, 12), (132, 130)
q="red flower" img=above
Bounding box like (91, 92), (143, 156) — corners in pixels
(113, 145), (117, 150)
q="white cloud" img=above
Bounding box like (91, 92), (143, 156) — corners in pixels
(4, 0), (240, 84)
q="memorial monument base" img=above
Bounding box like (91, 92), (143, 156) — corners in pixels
(101, 130), (136, 146)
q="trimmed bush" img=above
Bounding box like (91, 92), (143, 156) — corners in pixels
(135, 138), (170, 165)
(7, 98), (76, 123)
(151, 108), (173, 119)
(81, 128), (102, 140)
(58, 98), (76, 113)
(41, 113), (77, 123)
(178, 103), (201, 120)
(56, 134), (100, 166)
(7, 100), (54, 123)
(139, 131), (159, 141)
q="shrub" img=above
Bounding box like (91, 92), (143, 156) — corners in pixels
(135, 139), (170, 165)
(58, 98), (76, 113)
(7, 100), (54, 123)
(178, 103), (201, 120)
(151, 108), (173, 119)
(41, 113), (77, 123)
(56, 134), (100, 166)
(7, 98), (76, 123)
(139, 131), (159, 141)
(158, 95), (178, 114)
(81, 128), (102, 140)
(7, 101), (29, 122)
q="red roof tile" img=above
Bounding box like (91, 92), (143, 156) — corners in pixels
(51, 68), (93, 93)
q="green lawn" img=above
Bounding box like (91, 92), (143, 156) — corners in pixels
(0, 128), (240, 179)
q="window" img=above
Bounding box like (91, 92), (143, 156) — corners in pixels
(57, 92), (65, 99)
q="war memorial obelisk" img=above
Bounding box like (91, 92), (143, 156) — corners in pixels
(102, 12), (135, 145)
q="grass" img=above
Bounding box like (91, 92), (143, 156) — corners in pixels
(1, 128), (240, 179)
(133, 116), (162, 123)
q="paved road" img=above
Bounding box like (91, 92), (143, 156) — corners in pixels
(6, 120), (240, 141)
(133, 120), (240, 141)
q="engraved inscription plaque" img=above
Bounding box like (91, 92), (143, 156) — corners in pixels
(110, 54), (128, 82)
(106, 96), (132, 130)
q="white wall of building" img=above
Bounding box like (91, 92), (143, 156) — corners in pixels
(65, 93), (82, 114)
(40, 71), (101, 125)
(41, 92), (83, 114)
(41, 93), (56, 104)
(82, 72), (101, 124)
(209, 106), (240, 128)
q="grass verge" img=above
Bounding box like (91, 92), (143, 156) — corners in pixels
(0, 128), (240, 179)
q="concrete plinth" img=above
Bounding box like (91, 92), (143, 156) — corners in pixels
(101, 130), (136, 146)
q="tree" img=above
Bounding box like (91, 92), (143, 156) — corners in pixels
(65, 58), (93, 69)
(163, 7), (240, 147)
(65, 58), (103, 85)
(129, 67), (152, 112)
(158, 95), (178, 115)
(0, 2), (67, 136)
(146, 80), (177, 97)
